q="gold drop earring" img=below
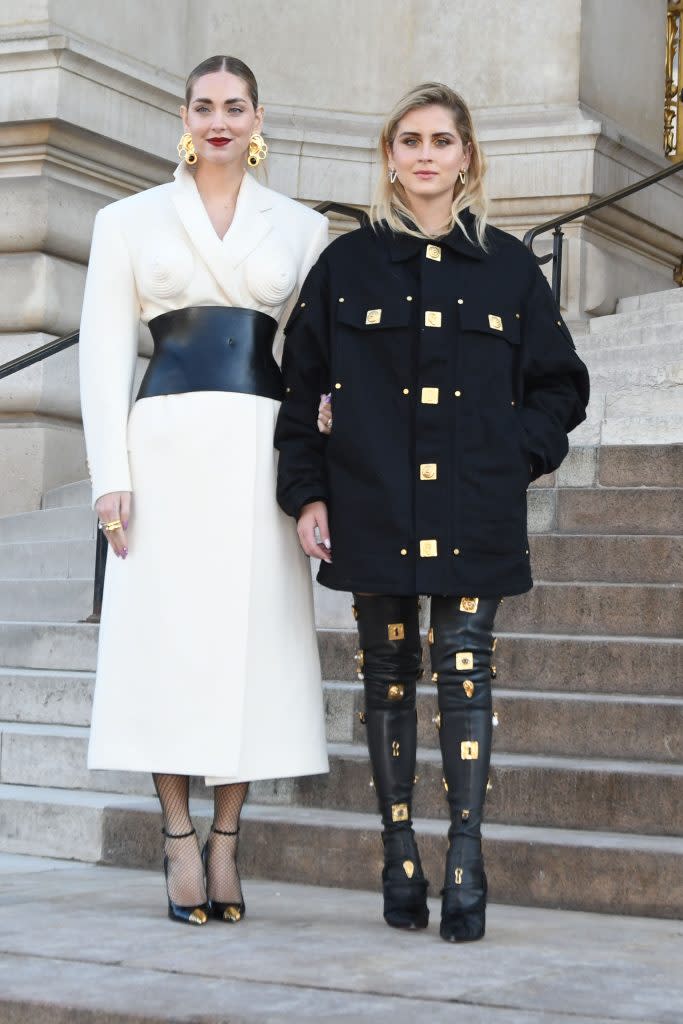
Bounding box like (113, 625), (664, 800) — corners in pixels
(178, 132), (197, 165)
(459, 169), (467, 185)
(248, 133), (268, 167)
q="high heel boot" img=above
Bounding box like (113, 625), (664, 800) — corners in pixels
(430, 595), (499, 943)
(354, 594), (429, 930)
(162, 828), (210, 926)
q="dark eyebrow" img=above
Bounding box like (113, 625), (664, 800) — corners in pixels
(398, 130), (456, 139)
(192, 97), (247, 105)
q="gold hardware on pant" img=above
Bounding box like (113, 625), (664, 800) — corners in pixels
(454, 867), (463, 885)
(388, 623), (405, 641)
(463, 680), (475, 698)
(461, 740), (479, 760)
(403, 860), (415, 878)
(391, 803), (409, 822)
(391, 740), (400, 757)
(460, 597), (479, 614)
(387, 683), (405, 701)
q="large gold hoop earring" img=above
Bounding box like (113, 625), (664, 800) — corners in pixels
(178, 132), (197, 165)
(459, 169), (467, 185)
(248, 133), (268, 167)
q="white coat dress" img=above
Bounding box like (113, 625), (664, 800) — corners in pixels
(79, 162), (329, 783)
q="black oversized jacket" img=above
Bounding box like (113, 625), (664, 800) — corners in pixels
(275, 214), (589, 597)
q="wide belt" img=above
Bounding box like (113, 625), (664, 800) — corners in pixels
(137, 306), (283, 402)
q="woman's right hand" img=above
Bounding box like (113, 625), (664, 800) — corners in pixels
(297, 500), (332, 563)
(95, 491), (131, 559)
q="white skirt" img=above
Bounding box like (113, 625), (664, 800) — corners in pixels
(87, 391), (329, 783)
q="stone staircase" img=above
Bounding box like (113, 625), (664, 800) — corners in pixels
(573, 287), (683, 445)
(0, 443), (681, 919)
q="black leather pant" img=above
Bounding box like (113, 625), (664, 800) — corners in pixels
(354, 594), (499, 846)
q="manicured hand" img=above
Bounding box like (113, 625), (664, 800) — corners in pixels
(297, 500), (332, 563)
(95, 491), (131, 559)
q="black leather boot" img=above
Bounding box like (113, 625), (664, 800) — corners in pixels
(430, 595), (499, 943)
(354, 594), (429, 930)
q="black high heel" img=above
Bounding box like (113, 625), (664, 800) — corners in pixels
(162, 827), (210, 926)
(202, 825), (246, 923)
(440, 841), (487, 942)
(382, 829), (429, 930)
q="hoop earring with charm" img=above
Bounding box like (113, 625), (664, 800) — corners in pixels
(389, 168), (398, 184)
(248, 133), (268, 167)
(459, 169), (467, 185)
(178, 132), (197, 165)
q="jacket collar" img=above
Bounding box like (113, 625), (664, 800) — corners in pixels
(171, 161), (273, 297)
(382, 208), (486, 262)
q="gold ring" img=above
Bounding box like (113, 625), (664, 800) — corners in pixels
(103, 519), (122, 532)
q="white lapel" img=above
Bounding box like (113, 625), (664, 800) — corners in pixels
(171, 162), (273, 302)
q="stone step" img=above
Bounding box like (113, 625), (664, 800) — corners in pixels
(1, 532), (676, 586)
(42, 478), (91, 509)
(0, 506), (96, 543)
(3, 724), (680, 837)
(617, 286), (683, 313)
(600, 414), (683, 447)
(326, 682), (683, 763)
(555, 487), (682, 535)
(588, 301), (683, 335)
(0, 621), (99, 671)
(2, 786), (679, 917)
(291, 744), (683, 837)
(530, 533), (682, 583)
(597, 445), (682, 488)
(496, 583), (681, 638)
(0, 576), (676, 634)
(0, 668), (94, 726)
(0, 539), (94, 580)
(0, 578), (92, 621)
(1, 620), (679, 697)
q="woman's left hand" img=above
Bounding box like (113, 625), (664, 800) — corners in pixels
(317, 393), (332, 435)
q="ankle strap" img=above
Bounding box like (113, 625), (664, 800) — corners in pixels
(211, 826), (239, 836)
(162, 827), (196, 839)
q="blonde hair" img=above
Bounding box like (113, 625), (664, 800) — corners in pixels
(371, 82), (488, 248)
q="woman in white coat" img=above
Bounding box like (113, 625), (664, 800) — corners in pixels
(79, 55), (329, 926)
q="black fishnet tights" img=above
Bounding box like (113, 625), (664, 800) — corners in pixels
(206, 782), (249, 904)
(153, 773), (206, 908)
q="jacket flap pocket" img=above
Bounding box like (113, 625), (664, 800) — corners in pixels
(337, 300), (412, 331)
(459, 308), (521, 344)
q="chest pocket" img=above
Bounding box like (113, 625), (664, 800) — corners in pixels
(333, 299), (414, 391)
(458, 305), (521, 397)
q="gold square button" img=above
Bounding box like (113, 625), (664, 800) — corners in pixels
(460, 597), (479, 614)
(391, 802), (409, 822)
(419, 539), (438, 557)
(419, 463), (437, 480)
(455, 652), (474, 671)
(426, 244), (441, 261)
(461, 740), (479, 760)
(365, 308), (382, 325)
(488, 314), (503, 331)
(388, 623), (405, 641)
(421, 386), (439, 404)
(425, 310), (442, 328)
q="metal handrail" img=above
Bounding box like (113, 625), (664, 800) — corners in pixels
(313, 201), (369, 226)
(523, 158), (683, 303)
(0, 331), (79, 381)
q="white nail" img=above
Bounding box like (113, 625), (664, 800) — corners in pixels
(323, 539), (331, 549)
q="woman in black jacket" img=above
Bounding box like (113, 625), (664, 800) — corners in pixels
(275, 82), (589, 943)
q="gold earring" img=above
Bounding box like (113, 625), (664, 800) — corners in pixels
(389, 168), (398, 184)
(459, 169), (467, 185)
(178, 132), (197, 165)
(248, 133), (268, 167)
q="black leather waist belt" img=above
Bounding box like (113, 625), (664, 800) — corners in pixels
(137, 306), (283, 402)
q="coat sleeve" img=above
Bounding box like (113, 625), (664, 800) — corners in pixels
(274, 254), (331, 518)
(519, 262), (590, 478)
(79, 206), (141, 505)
